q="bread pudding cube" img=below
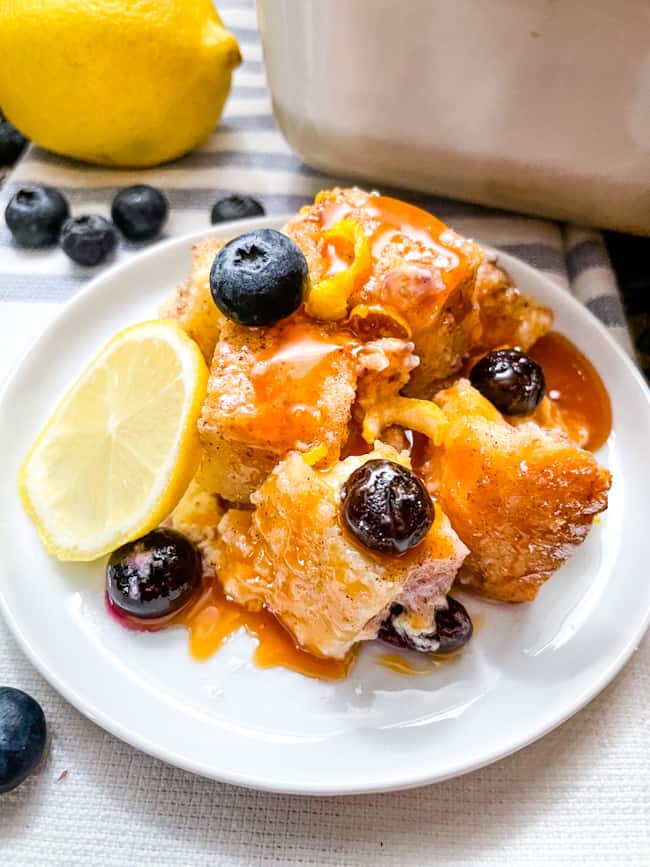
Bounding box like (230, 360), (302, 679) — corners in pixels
(214, 444), (468, 659)
(475, 255), (553, 352)
(198, 315), (358, 503)
(426, 379), (611, 602)
(284, 187), (484, 392)
(160, 238), (224, 361)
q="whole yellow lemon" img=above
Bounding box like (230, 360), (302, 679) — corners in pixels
(0, 0), (241, 167)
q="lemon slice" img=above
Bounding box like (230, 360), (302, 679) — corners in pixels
(19, 320), (208, 561)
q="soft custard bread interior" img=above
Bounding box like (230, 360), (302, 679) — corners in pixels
(474, 255), (553, 353)
(197, 315), (359, 503)
(198, 311), (419, 503)
(166, 475), (225, 563)
(426, 380), (611, 602)
(214, 444), (469, 659)
(159, 238), (225, 361)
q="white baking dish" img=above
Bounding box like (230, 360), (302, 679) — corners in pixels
(257, 0), (650, 234)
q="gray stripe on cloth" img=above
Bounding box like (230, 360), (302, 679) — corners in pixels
(566, 240), (611, 283)
(219, 115), (277, 130)
(498, 243), (565, 274)
(239, 59), (264, 74)
(585, 294), (627, 327)
(229, 26), (260, 41)
(1, 168), (518, 224)
(0, 272), (87, 302)
(0, 188), (312, 216)
(231, 85), (271, 99)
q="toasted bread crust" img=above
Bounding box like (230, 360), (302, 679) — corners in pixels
(216, 445), (468, 658)
(430, 380), (611, 601)
(475, 255), (553, 352)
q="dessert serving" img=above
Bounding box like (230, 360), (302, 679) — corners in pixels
(19, 188), (612, 680)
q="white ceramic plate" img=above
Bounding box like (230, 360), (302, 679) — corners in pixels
(0, 217), (649, 796)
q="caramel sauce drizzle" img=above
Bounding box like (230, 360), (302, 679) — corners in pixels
(366, 196), (463, 276)
(107, 583), (353, 681)
(174, 585), (354, 681)
(244, 316), (357, 447)
(528, 332), (612, 451)
(319, 194), (466, 291)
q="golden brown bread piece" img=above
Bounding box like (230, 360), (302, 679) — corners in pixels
(284, 187), (484, 392)
(424, 380), (610, 602)
(160, 238), (224, 361)
(214, 444), (468, 658)
(198, 314), (359, 502)
(475, 255), (553, 352)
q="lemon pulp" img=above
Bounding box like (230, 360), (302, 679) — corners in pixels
(19, 320), (208, 561)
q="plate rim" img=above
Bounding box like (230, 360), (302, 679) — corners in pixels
(0, 218), (649, 796)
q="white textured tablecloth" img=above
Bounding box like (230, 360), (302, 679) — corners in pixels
(1, 2), (648, 864)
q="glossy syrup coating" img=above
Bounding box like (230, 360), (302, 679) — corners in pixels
(528, 332), (612, 451)
(470, 348), (545, 416)
(106, 528), (201, 619)
(209, 228), (309, 326)
(340, 459), (434, 555)
(377, 596), (473, 654)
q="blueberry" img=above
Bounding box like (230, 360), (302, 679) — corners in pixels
(341, 459), (434, 555)
(0, 687), (47, 793)
(4, 184), (69, 247)
(106, 528), (201, 620)
(111, 185), (168, 241)
(209, 228), (309, 326)
(434, 597), (474, 653)
(470, 348), (545, 416)
(211, 194), (265, 224)
(378, 597), (473, 654)
(0, 115), (28, 165)
(61, 215), (117, 266)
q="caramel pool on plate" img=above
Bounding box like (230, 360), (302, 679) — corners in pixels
(174, 584), (353, 681)
(528, 332), (612, 451)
